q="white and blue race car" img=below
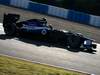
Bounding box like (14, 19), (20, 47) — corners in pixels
(3, 13), (97, 52)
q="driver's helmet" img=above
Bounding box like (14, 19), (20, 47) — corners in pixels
(42, 18), (47, 25)
(42, 18), (47, 21)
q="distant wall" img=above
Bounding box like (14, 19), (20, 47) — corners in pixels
(48, 5), (69, 19)
(0, 0), (100, 27)
(10, 0), (29, 8)
(0, 0), (10, 5)
(90, 15), (100, 27)
(28, 2), (48, 14)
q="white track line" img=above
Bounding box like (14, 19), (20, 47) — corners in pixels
(0, 23), (3, 31)
(0, 23), (3, 26)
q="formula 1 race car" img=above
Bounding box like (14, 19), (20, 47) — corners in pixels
(3, 13), (97, 52)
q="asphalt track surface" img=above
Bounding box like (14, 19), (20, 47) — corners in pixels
(0, 5), (100, 75)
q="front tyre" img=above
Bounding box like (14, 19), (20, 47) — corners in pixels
(67, 35), (81, 49)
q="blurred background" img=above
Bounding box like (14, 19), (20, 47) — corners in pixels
(31, 0), (100, 16)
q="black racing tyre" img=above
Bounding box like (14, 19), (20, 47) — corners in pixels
(92, 44), (97, 49)
(67, 35), (81, 49)
(87, 49), (93, 53)
(4, 23), (16, 36)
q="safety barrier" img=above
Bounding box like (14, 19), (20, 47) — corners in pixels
(90, 15), (100, 27)
(10, 0), (29, 8)
(48, 5), (69, 19)
(0, 0), (100, 27)
(67, 10), (90, 24)
(0, 0), (10, 5)
(28, 2), (48, 14)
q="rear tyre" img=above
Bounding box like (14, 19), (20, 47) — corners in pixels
(4, 23), (16, 36)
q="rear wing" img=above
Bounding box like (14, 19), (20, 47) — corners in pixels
(3, 13), (20, 26)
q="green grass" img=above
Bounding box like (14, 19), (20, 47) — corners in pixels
(0, 55), (87, 75)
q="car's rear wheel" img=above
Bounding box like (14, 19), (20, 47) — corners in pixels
(4, 23), (16, 36)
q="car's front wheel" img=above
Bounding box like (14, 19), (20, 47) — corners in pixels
(67, 35), (81, 49)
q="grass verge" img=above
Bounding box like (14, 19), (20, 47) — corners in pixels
(0, 55), (88, 75)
